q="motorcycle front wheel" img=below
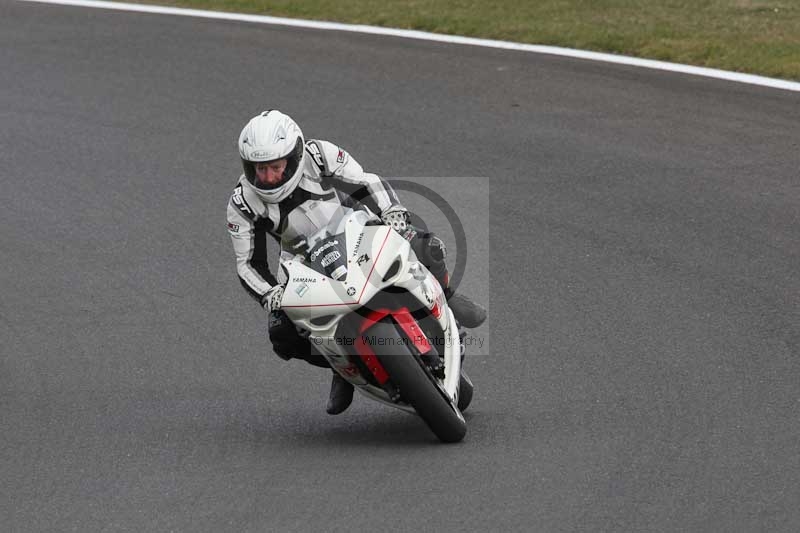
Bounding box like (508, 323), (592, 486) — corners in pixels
(370, 319), (467, 443)
(458, 371), (473, 412)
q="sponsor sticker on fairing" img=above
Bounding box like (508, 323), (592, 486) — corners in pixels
(295, 283), (309, 298)
(310, 240), (339, 262)
(321, 250), (342, 267)
(331, 265), (347, 280)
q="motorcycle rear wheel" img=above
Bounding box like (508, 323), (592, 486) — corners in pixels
(370, 319), (467, 443)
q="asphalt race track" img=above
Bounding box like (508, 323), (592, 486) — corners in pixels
(2, 2), (799, 531)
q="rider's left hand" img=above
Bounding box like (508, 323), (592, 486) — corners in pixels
(381, 208), (409, 234)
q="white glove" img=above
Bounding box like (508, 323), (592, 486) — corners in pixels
(261, 284), (285, 313)
(381, 209), (409, 234)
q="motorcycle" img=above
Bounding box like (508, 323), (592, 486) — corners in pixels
(279, 203), (473, 443)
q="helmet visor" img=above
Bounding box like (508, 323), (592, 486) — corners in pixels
(244, 137), (304, 191)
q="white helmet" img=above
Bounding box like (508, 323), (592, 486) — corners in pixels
(238, 110), (306, 203)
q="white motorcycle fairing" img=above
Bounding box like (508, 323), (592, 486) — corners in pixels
(280, 210), (463, 416)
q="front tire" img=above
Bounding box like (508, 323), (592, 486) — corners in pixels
(458, 371), (474, 412)
(369, 319), (466, 443)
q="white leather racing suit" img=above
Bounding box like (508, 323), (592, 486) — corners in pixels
(226, 139), (406, 306)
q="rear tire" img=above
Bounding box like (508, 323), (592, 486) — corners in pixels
(370, 320), (466, 443)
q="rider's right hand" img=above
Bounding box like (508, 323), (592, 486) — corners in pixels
(261, 284), (285, 314)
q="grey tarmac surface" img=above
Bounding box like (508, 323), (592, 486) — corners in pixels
(2, 1), (799, 531)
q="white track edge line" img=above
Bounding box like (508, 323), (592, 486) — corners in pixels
(17, 0), (800, 93)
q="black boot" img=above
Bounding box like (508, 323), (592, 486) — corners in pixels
(446, 290), (487, 329)
(326, 372), (354, 415)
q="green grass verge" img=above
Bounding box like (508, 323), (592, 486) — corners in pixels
(147, 0), (800, 81)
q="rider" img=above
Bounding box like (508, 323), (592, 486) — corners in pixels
(227, 110), (486, 415)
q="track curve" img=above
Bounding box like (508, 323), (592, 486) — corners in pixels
(2, 2), (799, 530)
